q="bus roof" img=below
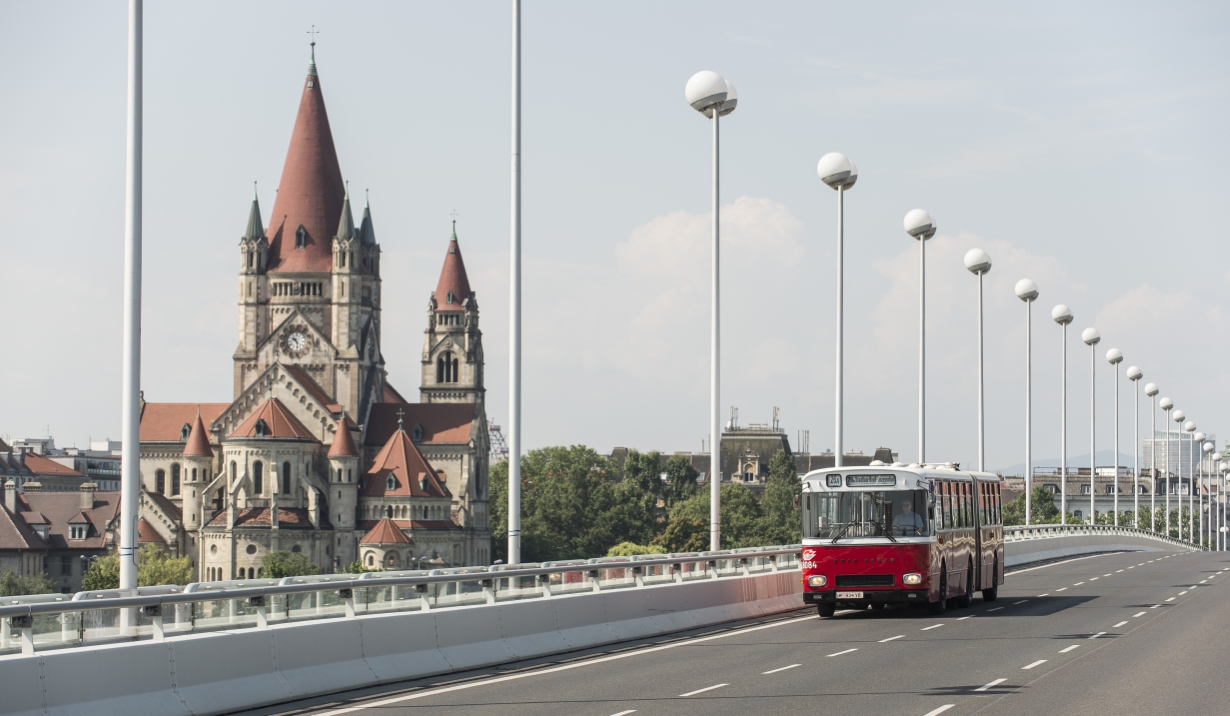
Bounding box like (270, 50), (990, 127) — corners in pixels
(800, 464), (1001, 491)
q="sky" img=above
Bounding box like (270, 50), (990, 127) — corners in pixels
(2, 1), (1229, 473)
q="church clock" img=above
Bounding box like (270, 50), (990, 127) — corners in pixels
(282, 329), (309, 357)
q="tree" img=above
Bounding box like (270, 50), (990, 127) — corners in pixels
(138, 545), (193, 586)
(343, 560), (380, 574)
(490, 458), (509, 562)
(657, 482), (766, 550)
(81, 555), (120, 590)
(664, 454), (699, 507)
(0, 569), (57, 597)
(755, 450), (801, 544)
(1002, 486), (1061, 526)
(622, 450), (662, 494)
(606, 542), (658, 557)
(261, 551), (321, 579)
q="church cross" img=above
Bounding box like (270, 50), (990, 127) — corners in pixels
(307, 25), (320, 63)
(450, 210), (459, 234)
(397, 408), (405, 430)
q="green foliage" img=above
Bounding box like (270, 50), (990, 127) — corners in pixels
(663, 454), (699, 507)
(606, 542), (658, 557)
(0, 569), (58, 597)
(343, 560), (375, 574)
(81, 555), (120, 590)
(138, 545), (193, 586)
(622, 450), (662, 494)
(757, 450), (802, 544)
(1002, 486), (1062, 526)
(260, 551), (321, 579)
(490, 458), (509, 563)
(656, 483), (769, 551)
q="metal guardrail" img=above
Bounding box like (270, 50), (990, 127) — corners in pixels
(1005, 523), (1200, 550)
(0, 545), (802, 656)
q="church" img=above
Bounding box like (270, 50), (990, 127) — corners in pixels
(135, 50), (492, 579)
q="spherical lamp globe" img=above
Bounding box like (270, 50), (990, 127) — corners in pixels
(684, 71), (728, 117)
(964, 248), (992, 275)
(1145, 383), (1159, 397)
(1082, 327), (1101, 345)
(1052, 304), (1074, 325)
(903, 209), (936, 240)
(817, 152), (857, 190)
(1015, 279), (1039, 302)
(1106, 348), (1123, 365)
(1194, 431), (1206, 443)
(718, 80), (738, 116)
(1127, 366), (1143, 381)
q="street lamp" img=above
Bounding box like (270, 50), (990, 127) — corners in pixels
(1195, 432), (1206, 544)
(965, 249), (992, 472)
(685, 70), (736, 551)
(1185, 421), (1197, 541)
(1127, 366), (1143, 528)
(1016, 279), (1039, 524)
(1053, 304), (1074, 523)
(1106, 349), (1123, 524)
(905, 209), (936, 464)
(1146, 383), (1160, 531)
(1160, 399), (1175, 535)
(1082, 327), (1100, 524)
(818, 153), (858, 468)
(1203, 441), (1214, 548)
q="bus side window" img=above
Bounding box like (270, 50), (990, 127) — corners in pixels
(940, 481), (951, 529)
(961, 482), (971, 528)
(995, 483), (1002, 524)
(981, 483), (989, 525)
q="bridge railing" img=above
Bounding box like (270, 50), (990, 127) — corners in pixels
(0, 545), (802, 656)
(1005, 523), (1199, 549)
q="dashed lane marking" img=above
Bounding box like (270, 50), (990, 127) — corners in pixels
(1113, 621), (1128, 628)
(1013, 600), (1028, 605)
(987, 607), (1003, 612)
(1090, 632), (1106, 639)
(679, 684), (727, 697)
(609, 711), (637, 716)
(1103, 574), (1112, 577)
(1038, 593), (1050, 597)
(1057, 588), (1068, 592)
(762, 664), (801, 674)
(1074, 582), (1085, 586)
(1022, 660), (1048, 670)
(1167, 597), (1176, 601)
(1133, 612), (1146, 617)
(827, 648), (858, 657)
(880, 635), (905, 643)
(957, 616), (975, 621)
(975, 678), (1006, 691)
(1059, 645), (1080, 653)
(922, 705), (955, 716)
(921, 624), (944, 631)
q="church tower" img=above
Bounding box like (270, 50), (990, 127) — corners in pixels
(232, 47), (384, 420)
(421, 223), (483, 405)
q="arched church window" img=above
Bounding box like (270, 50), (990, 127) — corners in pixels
(171, 464), (180, 496)
(282, 462), (291, 494)
(423, 505), (429, 520)
(386, 475), (396, 491)
(386, 505), (393, 518)
(253, 461), (263, 495)
(366, 554), (374, 567)
(339, 251), (346, 268)
(181, 423), (191, 440)
(230, 461), (237, 482)
(446, 290), (455, 305)
(420, 476), (429, 492)
(451, 356), (459, 383)
(247, 251), (254, 268)
(295, 224), (307, 249)
(155, 469), (165, 494)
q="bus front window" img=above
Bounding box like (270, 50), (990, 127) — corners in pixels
(805, 490), (932, 540)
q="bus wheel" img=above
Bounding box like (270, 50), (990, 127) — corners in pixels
(929, 567), (947, 615)
(818, 602), (836, 618)
(983, 557), (999, 602)
(956, 561), (974, 608)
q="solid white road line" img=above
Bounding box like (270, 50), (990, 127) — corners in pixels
(679, 684), (727, 697)
(1090, 632), (1106, 639)
(609, 711), (637, 716)
(921, 624), (944, 630)
(1008, 553), (1110, 575)
(309, 614), (816, 716)
(880, 635), (905, 642)
(1013, 600), (1028, 604)
(1133, 612), (1146, 617)
(975, 678), (1006, 691)
(1059, 645), (1080, 653)
(827, 648), (858, 657)
(922, 705), (955, 716)
(1113, 621), (1128, 628)
(762, 664), (801, 674)
(1022, 660), (1048, 670)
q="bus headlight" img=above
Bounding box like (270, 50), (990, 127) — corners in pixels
(807, 575), (828, 588)
(903, 573), (923, 585)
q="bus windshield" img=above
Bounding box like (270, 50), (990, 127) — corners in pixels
(804, 490), (932, 540)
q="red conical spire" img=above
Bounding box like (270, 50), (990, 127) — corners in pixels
(265, 58), (345, 274)
(183, 409), (213, 458)
(433, 222), (473, 310)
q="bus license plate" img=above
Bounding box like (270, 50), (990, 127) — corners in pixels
(836, 591), (863, 599)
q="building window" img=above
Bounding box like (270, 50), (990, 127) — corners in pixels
(1080, 485), (1090, 495)
(282, 462), (292, 494)
(254, 418), (269, 437)
(436, 351), (459, 383)
(386, 475), (396, 491)
(69, 525), (86, 540)
(253, 461), (263, 495)
(295, 224), (307, 249)
(171, 463), (181, 496)
(412, 424), (424, 442)
(181, 423), (191, 440)
(60, 556), (71, 575)
(155, 469), (165, 494)
(386, 505), (393, 518)
(387, 554), (397, 568)
(367, 554), (374, 566)
(230, 461), (237, 482)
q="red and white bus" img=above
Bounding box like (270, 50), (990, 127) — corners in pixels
(799, 464), (1004, 617)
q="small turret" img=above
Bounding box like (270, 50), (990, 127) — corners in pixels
(181, 409), (214, 530)
(240, 184), (268, 275)
(328, 413), (360, 564)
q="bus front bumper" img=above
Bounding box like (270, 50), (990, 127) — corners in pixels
(803, 589), (930, 605)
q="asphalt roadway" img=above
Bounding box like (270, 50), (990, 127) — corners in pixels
(248, 549), (1229, 716)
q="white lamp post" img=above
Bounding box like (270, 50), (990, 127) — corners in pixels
(1146, 383), (1159, 531)
(1053, 305), (1074, 523)
(508, 0), (522, 565)
(1185, 421), (1197, 541)
(1082, 328), (1100, 524)
(1203, 441), (1214, 548)
(1161, 399), (1175, 535)
(1016, 279), (1039, 524)
(1195, 432), (1207, 545)
(1127, 366), (1143, 528)
(965, 249), (992, 472)
(685, 70), (736, 551)
(1106, 349), (1123, 524)
(905, 209), (936, 464)
(818, 153), (858, 469)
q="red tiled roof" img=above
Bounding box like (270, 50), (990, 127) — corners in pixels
(183, 411), (213, 457)
(265, 68), (345, 274)
(230, 399), (317, 440)
(382, 382), (410, 404)
(365, 403), (476, 447)
(359, 517), (412, 545)
(283, 364), (343, 413)
(328, 415), (360, 457)
(362, 428), (450, 498)
(20, 453), (84, 478)
(137, 518), (165, 543)
(0, 505), (47, 550)
(16, 491), (119, 550)
(141, 403), (229, 442)
(205, 507), (326, 529)
(433, 230), (473, 311)
(357, 519), (459, 532)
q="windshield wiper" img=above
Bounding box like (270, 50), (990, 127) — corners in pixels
(829, 522), (853, 544)
(869, 519), (898, 543)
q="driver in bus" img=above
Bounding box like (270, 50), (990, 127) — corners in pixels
(892, 499), (926, 536)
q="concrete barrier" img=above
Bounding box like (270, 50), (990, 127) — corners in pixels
(1, 570), (804, 716)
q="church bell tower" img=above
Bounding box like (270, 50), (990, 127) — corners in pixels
(421, 223), (483, 406)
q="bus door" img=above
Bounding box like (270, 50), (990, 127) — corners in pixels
(973, 481), (984, 591)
